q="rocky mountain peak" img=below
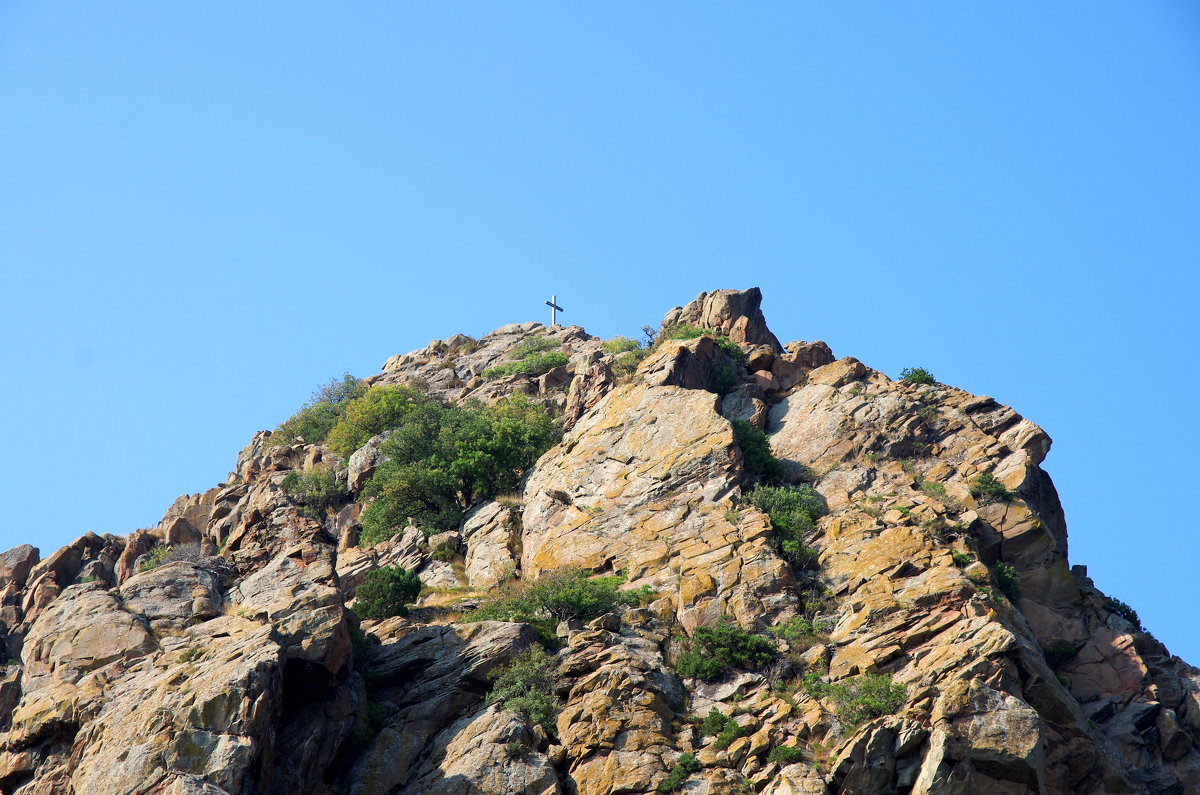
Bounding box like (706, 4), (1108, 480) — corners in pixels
(0, 289), (1193, 794)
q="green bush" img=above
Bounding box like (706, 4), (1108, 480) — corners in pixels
(746, 484), (826, 569)
(359, 396), (559, 544)
(269, 374), (366, 447)
(280, 464), (344, 514)
(466, 569), (651, 642)
(950, 550), (973, 567)
(601, 336), (641, 355)
(969, 472), (1012, 504)
(139, 545), (171, 572)
(767, 745), (805, 764)
(746, 485), (824, 536)
(771, 616), (824, 643)
(658, 753), (702, 793)
(699, 708), (743, 750)
(326, 386), (430, 460)
(820, 674), (906, 727)
(899, 367), (936, 385)
(662, 323), (707, 342)
(354, 566), (422, 619)
(732, 419), (782, 481)
(1105, 597), (1143, 631)
(676, 618), (777, 681)
(486, 645), (561, 731)
(992, 562), (1021, 602)
(711, 363), (740, 395)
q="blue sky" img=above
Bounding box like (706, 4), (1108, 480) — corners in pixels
(2, 4), (1197, 660)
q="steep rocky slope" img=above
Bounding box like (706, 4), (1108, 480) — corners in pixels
(0, 288), (1195, 795)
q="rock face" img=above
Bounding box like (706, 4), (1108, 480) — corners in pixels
(0, 287), (1195, 794)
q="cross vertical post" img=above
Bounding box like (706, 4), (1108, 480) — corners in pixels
(545, 294), (564, 327)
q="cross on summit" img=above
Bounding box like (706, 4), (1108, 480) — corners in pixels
(545, 294), (563, 326)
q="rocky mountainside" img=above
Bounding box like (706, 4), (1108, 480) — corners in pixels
(0, 288), (1195, 795)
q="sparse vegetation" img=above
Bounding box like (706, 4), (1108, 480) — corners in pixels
(139, 545), (171, 572)
(1105, 597), (1143, 631)
(676, 618), (777, 681)
(269, 374), (366, 448)
(353, 566), (422, 619)
(991, 561), (1021, 602)
(358, 395), (558, 544)
(658, 753), (702, 792)
(602, 336), (649, 377)
(771, 616), (825, 643)
(486, 645), (561, 732)
(969, 472), (1012, 504)
(899, 367), (936, 386)
(767, 745), (805, 764)
(951, 550), (973, 567)
(483, 336), (569, 379)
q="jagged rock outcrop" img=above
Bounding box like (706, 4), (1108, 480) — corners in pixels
(0, 288), (1194, 794)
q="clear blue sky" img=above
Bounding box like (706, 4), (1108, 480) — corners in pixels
(2, 4), (1197, 660)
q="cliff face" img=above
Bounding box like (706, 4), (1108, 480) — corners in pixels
(0, 288), (1195, 795)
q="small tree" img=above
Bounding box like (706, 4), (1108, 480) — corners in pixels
(354, 566), (422, 619)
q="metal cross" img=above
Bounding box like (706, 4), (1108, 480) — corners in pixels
(545, 294), (564, 326)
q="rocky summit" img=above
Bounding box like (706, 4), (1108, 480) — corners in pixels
(0, 288), (1195, 795)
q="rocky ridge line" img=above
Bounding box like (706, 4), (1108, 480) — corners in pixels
(0, 287), (1193, 794)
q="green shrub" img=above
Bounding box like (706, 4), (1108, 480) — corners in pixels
(139, 545), (171, 572)
(821, 674), (906, 727)
(771, 616), (823, 642)
(662, 323), (707, 342)
(731, 419), (782, 481)
(676, 618), (777, 681)
(767, 745), (805, 764)
(483, 347), (571, 379)
(899, 367), (936, 385)
(354, 566), (422, 619)
(486, 645), (561, 731)
(969, 472), (1011, 504)
(280, 464), (343, 513)
(712, 363), (740, 395)
(465, 569), (650, 641)
(746, 484), (826, 569)
(359, 395), (559, 544)
(601, 336), (641, 355)
(1105, 597), (1143, 631)
(950, 550), (973, 567)
(714, 720), (742, 750)
(658, 753), (702, 792)
(482, 352), (569, 379)
(746, 485), (824, 536)
(602, 336), (650, 377)
(269, 374), (365, 447)
(326, 386), (429, 459)
(991, 562), (1021, 602)
(701, 707), (732, 736)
